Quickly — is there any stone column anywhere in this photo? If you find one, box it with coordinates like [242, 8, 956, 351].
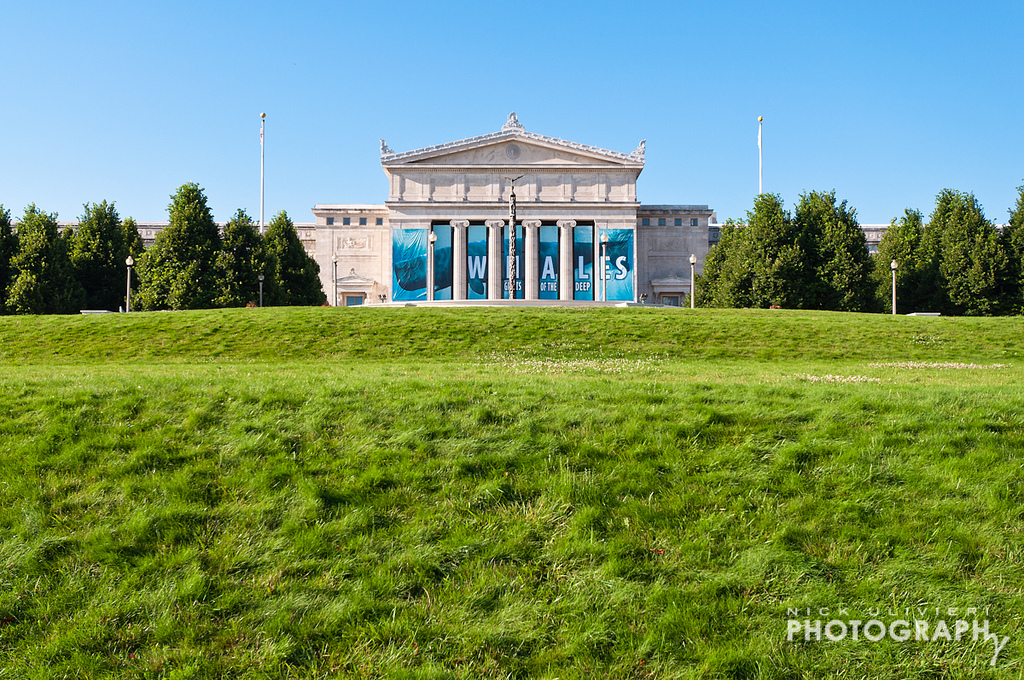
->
[557, 219, 576, 301]
[450, 219, 469, 301]
[523, 219, 541, 300]
[485, 219, 504, 300]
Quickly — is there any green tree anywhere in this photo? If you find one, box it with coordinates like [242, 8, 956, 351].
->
[697, 192, 873, 312]
[794, 190, 873, 312]
[926, 189, 1007, 315]
[697, 194, 808, 309]
[745, 194, 807, 308]
[264, 210, 326, 306]
[1001, 183, 1024, 313]
[135, 183, 222, 310]
[6, 205, 84, 314]
[215, 209, 278, 307]
[0, 205, 17, 314]
[872, 209, 924, 313]
[68, 201, 144, 311]
[696, 219, 753, 307]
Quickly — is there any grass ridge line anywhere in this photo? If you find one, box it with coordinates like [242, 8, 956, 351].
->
[0, 307, 1021, 365]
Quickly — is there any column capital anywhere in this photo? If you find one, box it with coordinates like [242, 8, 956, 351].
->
[522, 219, 542, 229]
[485, 219, 505, 229]
[449, 219, 470, 229]
[556, 219, 577, 229]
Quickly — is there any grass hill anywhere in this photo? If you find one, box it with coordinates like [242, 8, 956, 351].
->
[0, 306, 1022, 364]
[1, 307, 1022, 678]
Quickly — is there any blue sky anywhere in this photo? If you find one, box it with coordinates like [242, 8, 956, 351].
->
[2, 0, 1022, 226]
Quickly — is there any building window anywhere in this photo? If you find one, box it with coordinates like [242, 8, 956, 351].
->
[376, 218, 383, 225]
[343, 217, 351, 225]
[662, 295, 680, 306]
[346, 295, 364, 306]
[326, 217, 334, 226]
[691, 218, 699, 226]
[359, 217, 367, 225]
[641, 218, 650, 226]
[658, 218, 666, 226]
[675, 218, 682, 226]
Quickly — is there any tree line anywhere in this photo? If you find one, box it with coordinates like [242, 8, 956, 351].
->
[0, 183, 325, 314]
[697, 185, 1024, 315]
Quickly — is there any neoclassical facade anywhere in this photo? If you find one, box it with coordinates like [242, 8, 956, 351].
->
[311, 114, 714, 306]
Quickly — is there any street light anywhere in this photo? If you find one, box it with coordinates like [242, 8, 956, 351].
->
[332, 254, 338, 307]
[690, 253, 697, 309]
[258, 274, 264, 308]
[125, 255, 134, 312]
[600, 232, 609, 302]
[891, 260, 898, 315]
[427, 231, 437, 302]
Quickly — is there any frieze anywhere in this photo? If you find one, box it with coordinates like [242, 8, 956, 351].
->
[338, 235, 373, 250]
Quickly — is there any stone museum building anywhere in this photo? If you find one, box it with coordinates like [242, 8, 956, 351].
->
[312, 113, 715, 306]
[102, 113, 891, 307]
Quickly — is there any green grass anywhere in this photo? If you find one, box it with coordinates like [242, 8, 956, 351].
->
[1, 307, 1023, 678]
[0, 306, 1021, 363]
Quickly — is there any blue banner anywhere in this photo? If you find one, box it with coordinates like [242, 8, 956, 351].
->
[433, 225, 452, 301]
[599, 228, 634, 301]
[392, 229, 427, 301]
[539, 225, 559, 299]
[467, 225, 488, 299]
[391, 227, 454, 301]
[573, 225, 593, 301]
[502, 224, 524, 299]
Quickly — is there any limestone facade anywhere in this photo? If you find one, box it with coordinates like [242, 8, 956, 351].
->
[312, 114, 716, 306]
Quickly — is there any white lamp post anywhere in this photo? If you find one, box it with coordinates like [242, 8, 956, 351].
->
[891, 260, 898, 315]
[125, 255, 134, 312]
[427, 231, 437, 301]
[690, 253, 697, 309]
[258, 273, 264, 308]
[600, 232, 609, 302]
[332, 254, 338, 307]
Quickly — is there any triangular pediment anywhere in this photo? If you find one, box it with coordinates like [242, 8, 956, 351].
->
[337, 268, 374, 285]
[380, 113, 645, 169]
[414, 137, 629, 167]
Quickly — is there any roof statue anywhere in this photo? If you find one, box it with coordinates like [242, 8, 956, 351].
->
[379, 139, 394, 156]
[501, 112, 525, 132]
[631, 139, 646, 160]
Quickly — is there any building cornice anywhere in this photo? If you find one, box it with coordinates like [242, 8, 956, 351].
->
[384, 165, 641, 174]
[384, 201, 641, 210]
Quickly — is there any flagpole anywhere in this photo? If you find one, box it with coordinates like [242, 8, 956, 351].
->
[260, 112, 266, 235]
[757, 116, 763, 195]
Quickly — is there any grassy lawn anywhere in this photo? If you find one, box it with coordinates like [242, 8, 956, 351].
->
[1, 307, 1023, 678]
